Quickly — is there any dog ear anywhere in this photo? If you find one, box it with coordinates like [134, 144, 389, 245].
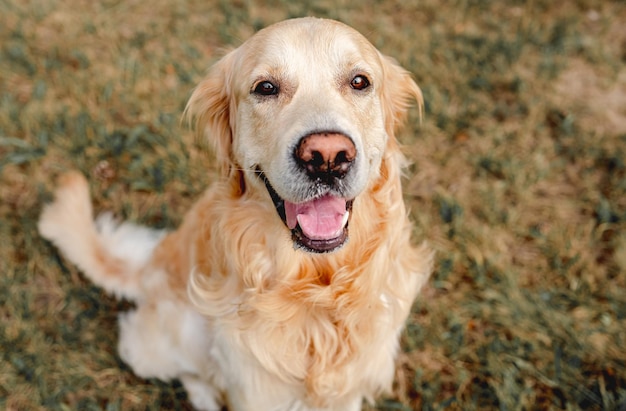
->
[379, 54, 423, 141]
[185, 50, 237, 175]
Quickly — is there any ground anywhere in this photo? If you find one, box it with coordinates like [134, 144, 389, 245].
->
[0, 0, 625, 410]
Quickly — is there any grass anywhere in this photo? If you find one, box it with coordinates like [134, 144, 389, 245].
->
[1, 0, 625, 409]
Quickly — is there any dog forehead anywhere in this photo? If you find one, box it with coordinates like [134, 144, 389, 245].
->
[240, 18, 380, 77]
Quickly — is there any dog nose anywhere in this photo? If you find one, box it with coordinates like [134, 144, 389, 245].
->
[295, 133, 356, 179]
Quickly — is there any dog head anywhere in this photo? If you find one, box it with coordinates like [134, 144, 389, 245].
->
[186, 17, 421, 253]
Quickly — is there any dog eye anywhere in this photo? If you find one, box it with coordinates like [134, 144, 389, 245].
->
[350, 75, 370, 90]
[253, 81, 279, 96]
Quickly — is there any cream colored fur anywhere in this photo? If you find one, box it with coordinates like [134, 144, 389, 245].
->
[39, 17, 433, 411]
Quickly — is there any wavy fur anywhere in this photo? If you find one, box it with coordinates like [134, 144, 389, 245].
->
[39, 17, 432, 411]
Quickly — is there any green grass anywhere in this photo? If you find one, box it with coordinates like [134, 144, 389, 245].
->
[1, 0, 625, 409]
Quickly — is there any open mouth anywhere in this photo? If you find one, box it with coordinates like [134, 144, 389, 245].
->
[256, 169, 353, 253]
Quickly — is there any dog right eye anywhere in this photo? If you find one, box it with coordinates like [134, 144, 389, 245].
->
[253, 81, 279, 96]
[350, 75, 371, 91]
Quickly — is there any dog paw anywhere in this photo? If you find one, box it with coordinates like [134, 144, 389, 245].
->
[180, 375, 225, 411]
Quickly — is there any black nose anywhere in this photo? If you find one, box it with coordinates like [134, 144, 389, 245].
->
[295, 133, 356, 180]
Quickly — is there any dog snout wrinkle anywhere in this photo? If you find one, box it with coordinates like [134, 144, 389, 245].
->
[295, 133, 356, 181]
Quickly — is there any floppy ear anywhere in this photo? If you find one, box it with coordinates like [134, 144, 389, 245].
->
[184, 50, 237, 175]
[379, 54, 423, 142]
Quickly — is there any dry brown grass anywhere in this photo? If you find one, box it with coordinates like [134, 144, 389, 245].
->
[1, 0, 625, 410]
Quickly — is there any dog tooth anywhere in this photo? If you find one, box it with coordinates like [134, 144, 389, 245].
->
[341, 211, 350, 228]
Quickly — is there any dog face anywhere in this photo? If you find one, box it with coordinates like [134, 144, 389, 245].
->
[187, 18, 421, 253]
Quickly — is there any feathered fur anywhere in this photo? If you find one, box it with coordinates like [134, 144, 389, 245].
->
[39, 17, 432, 411]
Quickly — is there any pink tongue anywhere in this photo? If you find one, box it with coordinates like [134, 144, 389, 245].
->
[284, 195, 347, 240]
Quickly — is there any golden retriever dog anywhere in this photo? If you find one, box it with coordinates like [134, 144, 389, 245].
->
[39, 17, 433, 411]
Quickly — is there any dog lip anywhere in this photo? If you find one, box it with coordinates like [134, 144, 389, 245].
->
[255, 167, 287, 222]
[292, 224, 348, 253]
[255, 167, 352, 253]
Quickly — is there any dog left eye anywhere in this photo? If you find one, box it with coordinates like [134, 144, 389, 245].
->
[253, 81, 279, 96]
[350, 75, 371, 90]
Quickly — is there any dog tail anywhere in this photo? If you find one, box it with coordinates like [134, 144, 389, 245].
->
[38, 172, 164, 301]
